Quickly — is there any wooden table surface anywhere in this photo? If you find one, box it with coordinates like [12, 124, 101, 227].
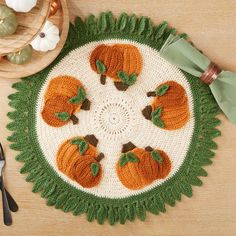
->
[0, 0, 236, 235]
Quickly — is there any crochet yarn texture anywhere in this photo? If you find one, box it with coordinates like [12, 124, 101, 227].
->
[7, 12, 221, 225]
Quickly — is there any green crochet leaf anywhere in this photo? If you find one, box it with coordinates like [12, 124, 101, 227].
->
[156, 84, 170, 96]
[78, 140, 89, 155]
[91, 163, 100, 177]
[86, 15, 97, 35]
[74, 17, 86, 37]
[106, 11, 115, 31]
[87, 205, 96, 222]
[151, 150, 163, 163]
[119, 152, 139, 167]
[116, 12, 128, 31]
[126, 152, 139, 162]
[96, 60, 106, 74]
[117, 71, 137, 86]
[129, 73, 137, 84]
[54, 112, 70, 122]
[154, 21, 168, 40]
[152, 107, 162, 117]
[127, 14, 137, 33]
[69, 87, 86, 104]
[138, 16, 153, 36]
[97, 206, 106, 224]
[71, 138, 81, 145]
[71, 138, 89, 155]
[119, 154, 128, 167]
[151, 107, 165, 128]
[97, 12, 107, 32]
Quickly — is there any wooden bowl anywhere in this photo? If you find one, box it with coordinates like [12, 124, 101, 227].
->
[0, 0, 69, 79]
[0, 0, 51, 55]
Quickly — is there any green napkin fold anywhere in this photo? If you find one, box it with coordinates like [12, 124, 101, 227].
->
[159, 34, 236, 123]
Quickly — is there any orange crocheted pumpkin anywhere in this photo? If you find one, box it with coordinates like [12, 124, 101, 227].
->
[42, 75, 91, 127]
[56, 135, 104, 188]
[116, 142, 151, 190]
[90, 44, 124, 84]
[45, 75, 90, 111]
[116, 150, 152, 190]
[90, 44, 142, 90]
[41, 95, 79, 127]
[142, 81, 190, 130]
[117, 142, 172, 190]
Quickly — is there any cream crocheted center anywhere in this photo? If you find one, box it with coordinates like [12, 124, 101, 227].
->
[36, 39, 195, 198]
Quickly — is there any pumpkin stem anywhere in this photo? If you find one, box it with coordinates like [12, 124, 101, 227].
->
[70, 114, 79, 125]
[147, 91, 156, 97]
[84, 134, 98, 147]
[114, 81, 129, 91]
[100, 74, 106, 85]
[39, 32, 46, 38]
[80, 99, 91, 110]
[122, 142, 136, 153]
[95, 153, 105, 162]
[145, 146, 154, 152]
[142, 105, 152, 120]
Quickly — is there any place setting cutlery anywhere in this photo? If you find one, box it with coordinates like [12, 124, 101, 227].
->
[0, 142, 18, 226]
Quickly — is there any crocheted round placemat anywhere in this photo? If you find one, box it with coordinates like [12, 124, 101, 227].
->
[7, 12, 221, 225]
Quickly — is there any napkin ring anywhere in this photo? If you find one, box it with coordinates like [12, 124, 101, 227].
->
[200, 62, 222, 85]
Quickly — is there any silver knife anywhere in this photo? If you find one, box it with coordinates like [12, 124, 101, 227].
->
[0, 143, 12, 226]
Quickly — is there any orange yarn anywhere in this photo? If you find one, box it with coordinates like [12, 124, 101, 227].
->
[74, 155, 102, 188]
[90, 44, 142, 82]
[116, 150, 151, 190]
[56, 137, 102, 188]
[44, 75, 84, 104]
[113, 44, 142, 77]
[90, 44, 124, 81]
[41, 96, 75, 127]
[117, 147, 172, 190]
[133, 148, 171, 180]
[42, 76, 88, 127]
[152, 81, 190, 130]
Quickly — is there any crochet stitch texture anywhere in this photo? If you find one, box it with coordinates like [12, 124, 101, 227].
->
[7, 12, 221, 225]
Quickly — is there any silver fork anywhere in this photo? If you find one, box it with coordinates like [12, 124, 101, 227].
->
[0, 143, 12, 226]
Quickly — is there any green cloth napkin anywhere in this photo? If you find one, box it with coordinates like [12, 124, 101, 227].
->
[159, 35, 236, 123]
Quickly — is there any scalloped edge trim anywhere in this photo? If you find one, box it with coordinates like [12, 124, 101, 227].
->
[7, 12, 221, 225]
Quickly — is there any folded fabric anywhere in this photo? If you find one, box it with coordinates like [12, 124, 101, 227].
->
[160, 34, 236, 123]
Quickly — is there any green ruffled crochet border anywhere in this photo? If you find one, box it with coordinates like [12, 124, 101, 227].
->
[7, 12, 221, 225]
